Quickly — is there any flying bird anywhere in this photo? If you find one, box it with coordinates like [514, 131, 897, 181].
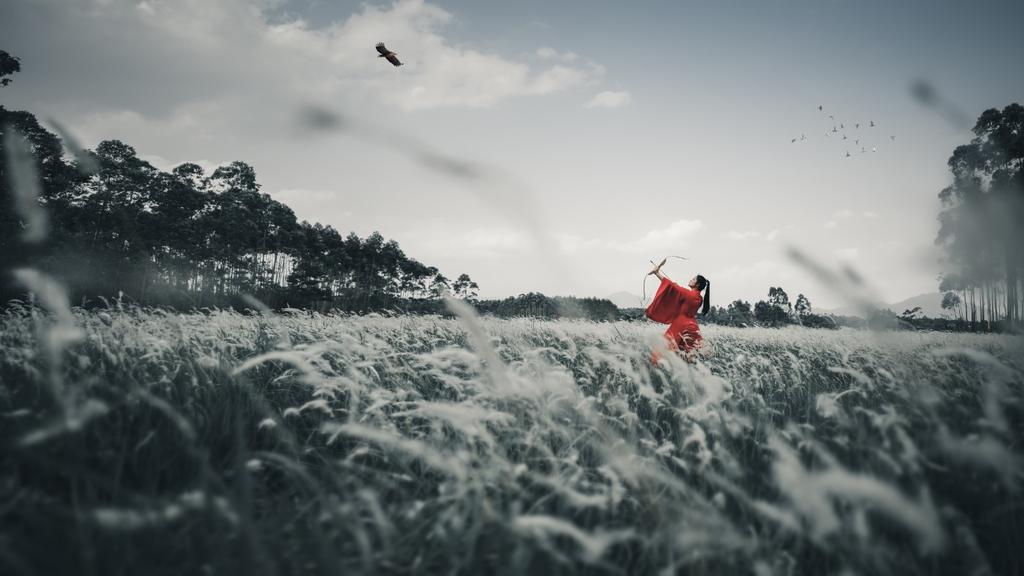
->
[855, 123, 860, 129]
[801, 134, 806, 141]
[818, 105, 823, 111]
[870, 120, 875, 127]
[791, 138, 797, 143]
[890, 135, 896, 140]
[845, 151, 851, 158]
[376, 43, 403, 66]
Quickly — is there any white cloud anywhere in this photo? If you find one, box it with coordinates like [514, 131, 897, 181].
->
[473, 219, 704, 256]
[405, 227, 535, 259]
[835, 208, 881, 221]
[717, 259, 783, 286]
[259, 0, 600, 110]
[464, 228, 532, 250]
[274, 189, 353, 218]
[618, 219, 703, 252]
[47, 0, 605, 113]
[724, 229, 760, 241]
[535, 47, 558, 59]
[834, 248, 859, 260]
[584, 90, 632, 109]
[555, 233, 603, 255]
[723, 228, 778, 241]
[535, 47, 580, 62]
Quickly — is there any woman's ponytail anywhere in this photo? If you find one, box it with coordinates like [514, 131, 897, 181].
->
[697, 275, 711, 315]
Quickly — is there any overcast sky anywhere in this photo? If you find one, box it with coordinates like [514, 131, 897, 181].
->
[3, 0, 1023, 309]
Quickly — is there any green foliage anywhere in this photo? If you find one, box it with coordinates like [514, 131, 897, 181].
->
[704, 299, 755, 327]
[754, 300, 792, 327]
[942, 291, 962, 319]
[452, 273, 479, 300]
[901, 306, 923, 320]
[795, 293, 812, 316]
[0, 49, 19, 88]
[768, 286, 791, 311]
[936, 102, 1024, 327]
[868, 308, 902, 330]
[0, 109, 477, 312]
[799, 313, 839, 329]
[473, 293, 619, 321]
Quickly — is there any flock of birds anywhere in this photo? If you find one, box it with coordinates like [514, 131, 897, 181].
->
[790, 105, 896, 158]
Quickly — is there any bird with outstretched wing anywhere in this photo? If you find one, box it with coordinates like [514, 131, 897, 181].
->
[376, 43, 403, 66]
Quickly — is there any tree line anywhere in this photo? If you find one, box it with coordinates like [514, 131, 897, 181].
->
[702, 288, 972, 331]
[621, 287, 842, 329]
[1, 51, 483, 312]
[0, 116, 482, 311]
[619, 285, 974, 332]
[935, 103, 1023, 331]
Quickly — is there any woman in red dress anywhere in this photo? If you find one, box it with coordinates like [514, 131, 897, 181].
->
[645, 259, 711, 363]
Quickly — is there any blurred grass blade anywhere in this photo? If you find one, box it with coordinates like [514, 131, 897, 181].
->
[3, 123, 48, 243]
[46, 117, 101, 174]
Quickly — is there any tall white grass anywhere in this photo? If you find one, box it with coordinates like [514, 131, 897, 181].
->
[2, 294, 1022, 574]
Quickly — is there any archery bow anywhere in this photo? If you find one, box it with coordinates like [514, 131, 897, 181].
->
[640, 255, 689, 308]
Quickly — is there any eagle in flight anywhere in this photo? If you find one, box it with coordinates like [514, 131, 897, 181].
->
[376, 43, 402, 67]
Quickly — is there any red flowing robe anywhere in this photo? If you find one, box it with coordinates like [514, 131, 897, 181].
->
[645, 277, 703, 360]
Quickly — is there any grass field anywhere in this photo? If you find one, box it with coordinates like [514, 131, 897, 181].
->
[1, 288, 1022, 575]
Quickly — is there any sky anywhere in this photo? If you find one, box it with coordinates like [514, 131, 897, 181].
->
[3, 0, 1023, 309]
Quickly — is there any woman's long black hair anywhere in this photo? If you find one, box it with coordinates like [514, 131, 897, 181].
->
[696, 274, 711, 315]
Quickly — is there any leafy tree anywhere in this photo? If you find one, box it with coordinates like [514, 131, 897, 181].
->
[768, 286, 791, 311]
[800, 314, 839, 329]
[936, 103, 1024, 328]
[941, 291, 963, 321]
[0, 50, 19, 88]
[452, 273, 479, 300]
[723, 299, 754, 326]
[900, 307, 923, 321]
[551, 296, 618, 321]
[794, 293, 811, 316]
[868, 309, 901, 330]
[429, 271, 451, 299]
[754, 300, 791, 327]
[208, 160, 259, 193]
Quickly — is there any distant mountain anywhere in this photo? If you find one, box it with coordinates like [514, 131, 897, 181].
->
[606, 291, 645, 309]
[820, 292, 950, 318]
[888, 292, 949, 318]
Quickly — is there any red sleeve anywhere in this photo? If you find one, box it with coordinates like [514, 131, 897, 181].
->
[645, 277, 688, 324]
